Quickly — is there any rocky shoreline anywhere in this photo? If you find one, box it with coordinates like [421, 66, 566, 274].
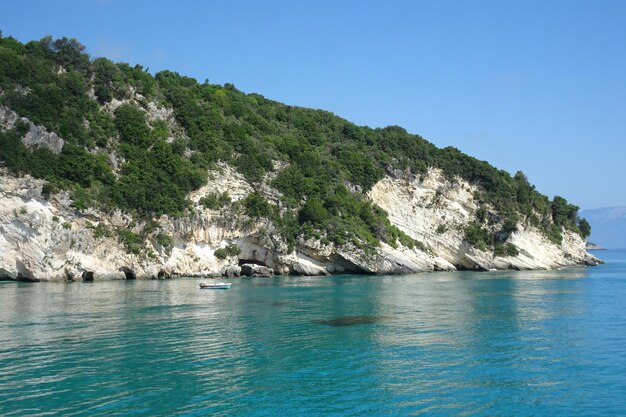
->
[0, 168, 601, 282]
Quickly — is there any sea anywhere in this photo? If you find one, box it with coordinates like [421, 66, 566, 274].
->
[1, 250, 625, 416]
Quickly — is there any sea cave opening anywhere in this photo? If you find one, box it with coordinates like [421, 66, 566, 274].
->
[238, 259, 267, 267]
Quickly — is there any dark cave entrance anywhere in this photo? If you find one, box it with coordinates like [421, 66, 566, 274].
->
[238, 259, 267, 267]
[119, 267, 136, 280]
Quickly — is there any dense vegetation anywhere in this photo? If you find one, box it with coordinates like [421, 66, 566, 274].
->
[0, 35, 590, 254]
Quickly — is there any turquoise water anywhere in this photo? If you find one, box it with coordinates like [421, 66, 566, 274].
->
[1, 251, 626, 416]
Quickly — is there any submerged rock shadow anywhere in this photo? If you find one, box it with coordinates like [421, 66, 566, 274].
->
[270, 301, 298, 307]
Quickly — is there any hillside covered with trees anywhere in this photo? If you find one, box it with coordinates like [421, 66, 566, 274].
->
[0, 35, 590, 256]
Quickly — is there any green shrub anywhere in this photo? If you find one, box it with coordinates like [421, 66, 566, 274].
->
[225, 243, 241, 256]
[464, 224, 490, 251]
[199, 192, 231, 210]
[578, 218, 591, 239]
[93, 223, 110, 238]
[156, 233, 173, 248]
[114, 104, 150, 147]
[396, 228, 416, 249]
[243, 193, 272, 218]
[494, 243, 519, 257]
[214, 243, 240, 260]
[41, 183, 56, 199]
[214, 248, 227, 259]
[116, 228, 141, 254]
[71, 186, 92, 210]
[298, 196, 328, 225]
[0, 35, 591, 254]
[546, 223, 563, 245]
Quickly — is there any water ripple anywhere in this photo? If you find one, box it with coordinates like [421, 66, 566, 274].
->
[1, 258, 626, 415]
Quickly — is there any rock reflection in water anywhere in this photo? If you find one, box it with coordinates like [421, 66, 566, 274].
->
[313, 315, 392, 327]
[270, 301, 297, 307]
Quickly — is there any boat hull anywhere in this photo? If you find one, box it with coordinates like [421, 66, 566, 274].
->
[199, 282, 231, 289]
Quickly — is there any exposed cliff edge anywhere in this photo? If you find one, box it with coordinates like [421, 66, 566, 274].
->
[0, 35, 601, 280]
[585, 242, 606, 251]
[0, 166, 599, 282]
[368, 173, 599, 271]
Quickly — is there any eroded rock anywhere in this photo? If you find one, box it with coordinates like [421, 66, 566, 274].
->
[0, 162, 600, 281]
[241, 263, 274, 277]
[222, 265, 242, 277]
[0, 106, 64, 154]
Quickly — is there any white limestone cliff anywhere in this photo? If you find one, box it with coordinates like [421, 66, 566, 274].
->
[0, 106, 600, 281]
[1, 106, 64, 154]
[0, 166, 599, 281]
[368, 170, 599, 271]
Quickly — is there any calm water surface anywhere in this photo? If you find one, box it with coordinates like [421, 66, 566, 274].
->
[1, 250, 626, 416]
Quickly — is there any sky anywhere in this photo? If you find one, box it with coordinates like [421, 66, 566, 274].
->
[1, 0, 625, 210]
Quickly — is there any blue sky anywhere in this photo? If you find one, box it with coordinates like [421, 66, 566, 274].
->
[1, 0, 625, 209]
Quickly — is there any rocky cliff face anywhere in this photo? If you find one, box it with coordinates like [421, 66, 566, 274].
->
[0, 105, 600, 281]
[1, 106, 64, 154]
[368, 172, 600, 271]
[0, 164, 600, 281]
[0, 36, 600, 281]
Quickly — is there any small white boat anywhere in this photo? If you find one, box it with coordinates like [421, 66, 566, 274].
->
[199, 281, 232, 289]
